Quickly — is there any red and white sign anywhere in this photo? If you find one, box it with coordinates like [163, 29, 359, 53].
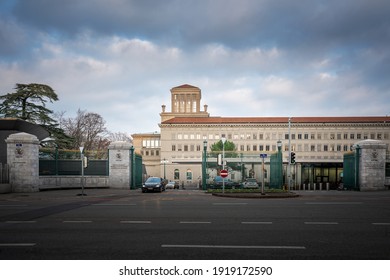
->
[220, 169, 228, 178]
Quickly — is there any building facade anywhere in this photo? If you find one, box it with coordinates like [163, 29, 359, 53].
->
[136, 84, 390, 189]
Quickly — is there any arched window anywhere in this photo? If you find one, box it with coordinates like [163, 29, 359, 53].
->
[174, 169, 180, 180]
[186, 169, 192, 180]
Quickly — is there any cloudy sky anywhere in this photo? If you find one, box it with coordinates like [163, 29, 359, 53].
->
[1, 0, 389, 135]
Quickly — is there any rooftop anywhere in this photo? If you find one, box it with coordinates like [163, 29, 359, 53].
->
[161, 116, 390, 125]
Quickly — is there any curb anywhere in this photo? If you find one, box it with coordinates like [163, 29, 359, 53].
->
[211, 192, 300, 199]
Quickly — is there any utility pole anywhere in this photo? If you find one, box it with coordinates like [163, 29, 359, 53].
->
[288, 117, 292, 192]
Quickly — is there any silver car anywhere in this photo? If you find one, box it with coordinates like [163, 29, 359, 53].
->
[242, 178, 259, 188]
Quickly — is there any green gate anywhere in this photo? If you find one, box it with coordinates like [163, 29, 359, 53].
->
[343, 147, 360, 190]
[130, 149, 144, 189]
[269, 151, 283, 189]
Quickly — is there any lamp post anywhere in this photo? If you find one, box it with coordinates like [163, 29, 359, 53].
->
[221, 136, 226, 193]
[288, 117, 292, 192]
[161, 158, 168, 179]
[277, 140, 282, 189]
[202, 140, 207, 190]
[79, 146, 86, 196]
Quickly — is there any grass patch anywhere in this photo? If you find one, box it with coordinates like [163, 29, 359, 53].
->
[206, 188, 287, 194]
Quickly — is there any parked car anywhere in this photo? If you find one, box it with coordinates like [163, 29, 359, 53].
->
[166, 180, 179, 189]
[142, 177, 167, 193]
[242, 178, 259, 188]
[212, 176, 237, 189]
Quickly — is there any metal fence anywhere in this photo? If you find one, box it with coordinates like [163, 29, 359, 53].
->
[0, 163, 9, 184]
[39, 148, 108, 176]
[204, 151, 283, 189]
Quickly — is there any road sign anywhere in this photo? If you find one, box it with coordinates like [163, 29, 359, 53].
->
[260, 153, 267, 158]
[220, 169, 228, 178]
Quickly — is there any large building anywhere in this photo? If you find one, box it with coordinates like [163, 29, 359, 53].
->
[134, 84, 390, 189]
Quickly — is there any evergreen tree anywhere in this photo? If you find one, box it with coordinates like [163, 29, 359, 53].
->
[0, 83, 72, 147]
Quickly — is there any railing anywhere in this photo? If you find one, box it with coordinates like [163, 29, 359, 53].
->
[0, 163, 9, 184]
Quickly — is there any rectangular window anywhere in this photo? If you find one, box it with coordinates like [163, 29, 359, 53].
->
[298, 134, 302, 140]
[304, 134, 309, 140]
[259, 145, 264, 151]
[259, 134, 263, 140]
[253, 145, 257, 151]
[324, 145, 328, 152]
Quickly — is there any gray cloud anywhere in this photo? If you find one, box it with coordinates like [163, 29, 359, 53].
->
[1, 0, 389, 133]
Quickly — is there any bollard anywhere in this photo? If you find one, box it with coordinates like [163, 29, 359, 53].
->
[303, 184, 305, 191]
[326, 182, 329, 191]
[313, 183, 316, 191]
[319, 182, 322, 191]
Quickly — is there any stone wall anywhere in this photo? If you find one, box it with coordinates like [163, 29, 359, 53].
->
[356, 139, 388, 191]
[4, 133, 134, 193]
[6, 132, 40, 192]
[39, 176, 109, 190]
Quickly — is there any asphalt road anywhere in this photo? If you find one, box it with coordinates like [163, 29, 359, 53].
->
[0, 188, 389, 260]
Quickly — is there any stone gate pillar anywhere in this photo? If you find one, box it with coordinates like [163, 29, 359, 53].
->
[108, 141, 132, 189]
[356, 139, 388, 191]
[6, 132, 40, 192]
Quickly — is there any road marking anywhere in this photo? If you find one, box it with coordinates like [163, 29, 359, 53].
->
[120, 221, 151, 224]
[0, 204, 28, 207]
[213, 203, 248, 206]
[179, 221, 211, 224]
[305, 202, 363, 205]
[5, 221, 36, 224]
[242, 222, 273, 225]
[162, 244, 306, 250]
[304, 222, 339, 225]
[372, 223, 390, 226]
[93, 204, 137, 206]
[63, 220, 92, 223]
[0, 243, 36, 247]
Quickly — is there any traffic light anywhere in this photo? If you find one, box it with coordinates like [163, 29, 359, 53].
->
[290, 152, 296, 164]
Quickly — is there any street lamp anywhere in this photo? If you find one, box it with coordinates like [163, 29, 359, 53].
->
[202, 140, 207, 190]
[221, 136, 226, 193]
[288, 117, 292, 192]
[79, 146, 86, 196]
[161, 158, 168, 179]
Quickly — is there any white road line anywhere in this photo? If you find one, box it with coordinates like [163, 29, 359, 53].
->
[5, 221, 36, 224]
[120, 221, 151, 224]
[372, 223, 390, 226]
[0, 243, 36, 247]
[162, 245, 306, 250]
[0, 205, 28, 207]
[213, 203, 248, 206]
[304, 222, 339, 225]
[93, 204, 137, 206]
[305, 202, 363, 205]
[179, 221, 211, 224]
[242, 222, 273, 225]
[62, 220, 92, 223]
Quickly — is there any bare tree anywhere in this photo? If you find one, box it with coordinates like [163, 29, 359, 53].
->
[107, 132, 133, 143]
[62, 109, 108, 151]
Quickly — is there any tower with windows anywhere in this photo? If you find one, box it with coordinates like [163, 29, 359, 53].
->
[160, 84, 209, 122]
